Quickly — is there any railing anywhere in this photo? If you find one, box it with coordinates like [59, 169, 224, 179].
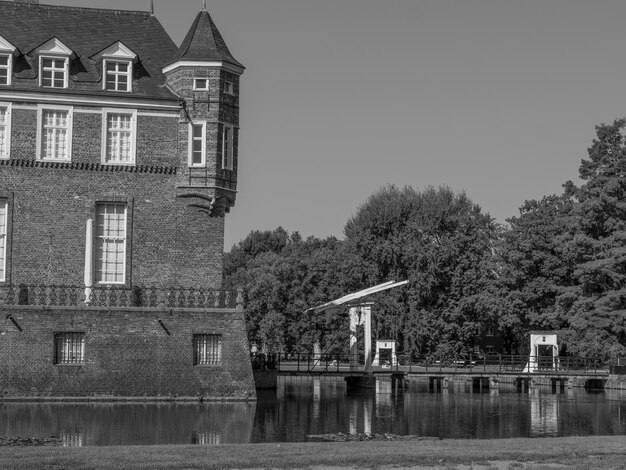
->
[271, 353, 611, 375]
[1, 284, 243, 309]
[396, 354, 610, 375]
[187, 167, 237, 190]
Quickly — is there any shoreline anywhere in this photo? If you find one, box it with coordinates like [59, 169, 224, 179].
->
[1, 435, 625, 469]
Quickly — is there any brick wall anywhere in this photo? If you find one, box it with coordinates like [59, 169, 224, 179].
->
[0, 305, 255, 400]
[0, 165, 225, 288]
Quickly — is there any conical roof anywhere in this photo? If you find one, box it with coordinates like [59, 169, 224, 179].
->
[167, 10, 243, 70]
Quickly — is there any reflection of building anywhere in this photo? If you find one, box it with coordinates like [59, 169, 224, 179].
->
[0, 1, 253, 399]
[530, 394, 559, 437]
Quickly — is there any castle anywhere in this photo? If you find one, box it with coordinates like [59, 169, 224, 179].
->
[0, 0, 255, 400]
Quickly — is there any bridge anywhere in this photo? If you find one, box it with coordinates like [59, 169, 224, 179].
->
[253, 282, 616, 391]
[257, 353, 612, 391]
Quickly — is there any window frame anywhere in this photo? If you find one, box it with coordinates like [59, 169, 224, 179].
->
[101, 108, 137, 165]
[39, 56, 69, 89]
[103, 59, 132, 92]
[0, 53, 11, 86]
[0, 197, 7, 283]
[188, 121, 206, 167]
[94, 202, 128, 285]
[0, 102, 11, 159]
[223, 80, 234, 95]
[54, 332, 86, 365]
[36, 105, 73, 162]
[193, 334, 222, 366]
[193, 78, 209, 91]
[221, 124, 234, 171]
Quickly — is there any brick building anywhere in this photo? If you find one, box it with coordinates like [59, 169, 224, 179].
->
[0, 1, 255, 400]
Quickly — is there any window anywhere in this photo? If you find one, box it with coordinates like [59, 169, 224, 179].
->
[223, 81, 233, 95]
[189, 122, 206, 167]
[222, 124, 233, 170]
[40, 57, 68, 88]
[102, 109, 136, 164]
[0, 54, 10, 86]
[0, 103, 10, 159]
[104, 60, 131, 92]
[0, 198, 6, 282]
[95, 202, 127, 284]
[193, 78, 209, 90]
[37, 106, 72, 161]
[193, 334, 222, 365]
[54, 332, 85, 364]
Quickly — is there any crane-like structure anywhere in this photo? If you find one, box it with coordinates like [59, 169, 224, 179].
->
[306, 280, 408, 376]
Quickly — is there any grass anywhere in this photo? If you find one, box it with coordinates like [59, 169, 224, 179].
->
[1, 436, 626, 469]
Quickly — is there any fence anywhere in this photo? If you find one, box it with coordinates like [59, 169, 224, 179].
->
[1, 284, 243, 309]
[271, 353, 611, 374]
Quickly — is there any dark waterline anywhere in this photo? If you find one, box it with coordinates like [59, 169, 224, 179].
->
[1, 377, 626, 446]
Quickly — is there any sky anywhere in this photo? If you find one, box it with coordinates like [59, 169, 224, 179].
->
[44, 0, 626, 249]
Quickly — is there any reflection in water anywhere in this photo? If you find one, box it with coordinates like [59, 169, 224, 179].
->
[1, 378, 626, 445]
[0, 402, 255, 446]
[530, 392, 558, 436]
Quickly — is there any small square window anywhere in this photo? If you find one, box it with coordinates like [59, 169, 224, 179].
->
[193, 334, 222, 365]
[54, 332, 85, 364]
[194, 78, 209, 90]
[224, 81, 233, 95]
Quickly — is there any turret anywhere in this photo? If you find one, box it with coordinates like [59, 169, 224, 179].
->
[163, 8, 244, 216]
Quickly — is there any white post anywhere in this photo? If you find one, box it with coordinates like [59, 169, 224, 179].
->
[363, 304, 372, 374]
[349, 307, 360, 371]
[84, 218, 93, 304]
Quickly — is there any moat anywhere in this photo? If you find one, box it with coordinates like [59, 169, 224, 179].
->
[1, 376, 625, 446]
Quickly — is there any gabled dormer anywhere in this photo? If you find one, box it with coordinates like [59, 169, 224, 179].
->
[92, 41, 137, 93]
[30, 37, 73, 89]
[0, 35, 17, 86]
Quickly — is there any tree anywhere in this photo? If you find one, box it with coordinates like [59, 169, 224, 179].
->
[555, 119, 626, 359]
[344, 185, 499, 357]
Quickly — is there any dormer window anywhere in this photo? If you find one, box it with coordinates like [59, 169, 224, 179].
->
[32, 38, 73, 89]
[0, 35, 17, 86]
[0, 55, 9, 86]
[104, 60, 131, 92]
[93, 41, 137, 93]
[40, 57, 68, 88]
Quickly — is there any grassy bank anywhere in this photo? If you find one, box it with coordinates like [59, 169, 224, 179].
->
[1, 436, 626, 469]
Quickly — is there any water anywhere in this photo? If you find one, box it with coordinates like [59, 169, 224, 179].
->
[1, 376, 626, 446]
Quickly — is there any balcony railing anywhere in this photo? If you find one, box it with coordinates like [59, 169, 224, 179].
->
[1, 284, 243, 309]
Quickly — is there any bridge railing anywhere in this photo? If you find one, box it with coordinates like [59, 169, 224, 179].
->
[271, 352, 611, 374]
[396, 354, 610, 375]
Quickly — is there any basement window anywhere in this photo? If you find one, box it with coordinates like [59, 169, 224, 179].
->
[54, 332, 85, 364]
[193, 334, 222, 365]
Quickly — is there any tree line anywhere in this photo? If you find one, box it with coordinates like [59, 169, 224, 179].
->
[223, 120, 626, 362]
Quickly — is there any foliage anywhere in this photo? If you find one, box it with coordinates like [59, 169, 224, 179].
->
[225, 120, 626, 361]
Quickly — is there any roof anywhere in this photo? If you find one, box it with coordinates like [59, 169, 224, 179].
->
[0, 1, 179, 100]
[168, 10, 243, 70]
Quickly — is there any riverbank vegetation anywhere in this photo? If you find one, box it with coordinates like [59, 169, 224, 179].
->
[224, 119, 626, 362]
[1, 436, 626, 469]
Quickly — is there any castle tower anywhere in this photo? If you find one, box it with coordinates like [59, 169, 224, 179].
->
[163, 8, 244, 217]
